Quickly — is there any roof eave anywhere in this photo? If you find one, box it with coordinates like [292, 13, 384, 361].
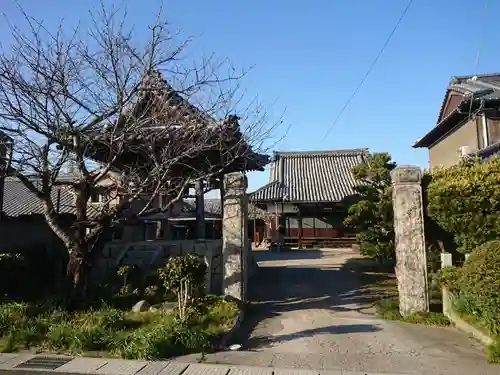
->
[413, 109, 467, 148]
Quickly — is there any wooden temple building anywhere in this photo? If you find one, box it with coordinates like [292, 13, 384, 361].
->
[59, 70, 270, 238]
[250, 149, 368, 248]
[167, 199, 273, 243]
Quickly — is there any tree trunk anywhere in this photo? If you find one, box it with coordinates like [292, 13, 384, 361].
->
[65, 245, 88, 307]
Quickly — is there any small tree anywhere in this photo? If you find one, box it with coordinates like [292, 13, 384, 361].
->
[0, 2, 279, 302]
[344, 152, 396, 263]
[159, 254, 207, 320]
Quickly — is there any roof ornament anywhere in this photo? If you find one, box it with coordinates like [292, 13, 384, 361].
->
[471, 75, 478, 81]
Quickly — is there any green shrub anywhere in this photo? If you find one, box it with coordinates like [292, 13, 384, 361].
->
[438, 266, 460, 292]
[426, 156, 500, 253]
[158, 254, 207, 299]
[449, 240, 500, 335]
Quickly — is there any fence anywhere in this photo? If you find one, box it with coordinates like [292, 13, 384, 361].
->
[99, 239, 223, 294]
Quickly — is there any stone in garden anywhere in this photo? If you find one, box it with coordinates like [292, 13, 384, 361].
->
[132, 300, 150, 312]
[160, 301, 176, 311]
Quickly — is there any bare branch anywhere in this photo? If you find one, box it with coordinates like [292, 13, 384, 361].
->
[0, 0, 283, 285]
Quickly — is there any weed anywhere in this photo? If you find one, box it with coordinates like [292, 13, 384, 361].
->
[0, 296, 237, 359]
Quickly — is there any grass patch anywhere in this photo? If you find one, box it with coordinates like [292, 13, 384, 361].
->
[0, 296, 238, 359]
[350, 259, 449, 326]
[375, 297, 450, 326]
[486, 339, 500, 364]
[448, 293, 500, 364]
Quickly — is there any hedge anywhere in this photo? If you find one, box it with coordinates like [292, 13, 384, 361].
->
[439, 240, 500, 336]
[426, 156, 500, 253]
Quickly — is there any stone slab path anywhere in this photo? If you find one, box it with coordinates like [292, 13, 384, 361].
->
[0, 352, 403, 375]
[178, 249, 500, 375]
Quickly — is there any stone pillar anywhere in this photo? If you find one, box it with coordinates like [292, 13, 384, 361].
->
[440, 252, 452, 317]
[391, 165, 429, 316]
[222, 172, 249, 302]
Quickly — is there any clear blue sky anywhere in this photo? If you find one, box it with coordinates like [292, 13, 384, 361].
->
[1, 0, 498, 192]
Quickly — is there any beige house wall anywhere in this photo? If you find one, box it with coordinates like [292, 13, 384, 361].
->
[428, 119, 480, 170]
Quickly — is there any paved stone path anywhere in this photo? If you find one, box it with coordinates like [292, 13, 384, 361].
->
[178, 249, 500, 375]
[0, 352, 407, 375]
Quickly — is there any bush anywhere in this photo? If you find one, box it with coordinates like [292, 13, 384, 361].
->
[426, 156, 500, 253]
[449, 240, 500, 335]
[158, 254, 207, 299]
[438, 266, 461, 292]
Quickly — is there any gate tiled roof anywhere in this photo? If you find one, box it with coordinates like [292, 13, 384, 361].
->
[250, 149, 367, 203]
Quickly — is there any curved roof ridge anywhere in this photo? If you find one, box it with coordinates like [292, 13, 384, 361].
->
[275, 148, 368, 157]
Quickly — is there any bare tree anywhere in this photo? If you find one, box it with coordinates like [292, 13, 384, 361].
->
[0, 2, 280, 301]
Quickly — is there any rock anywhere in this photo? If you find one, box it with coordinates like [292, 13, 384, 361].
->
[150, 301, 176, 312]
[132, 300, 150, 312]
[160, 301, 176, 311]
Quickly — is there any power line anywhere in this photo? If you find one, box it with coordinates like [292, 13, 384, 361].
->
[321, 0, 414, 142]
[467, 0, 488, 119]
[475, 0, 488, 70]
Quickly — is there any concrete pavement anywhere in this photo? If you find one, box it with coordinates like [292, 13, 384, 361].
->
[177, 249, 500, 375]
[1, 249, 499, 375]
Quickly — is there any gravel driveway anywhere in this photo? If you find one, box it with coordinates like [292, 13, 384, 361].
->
[178, 249, 500, 375]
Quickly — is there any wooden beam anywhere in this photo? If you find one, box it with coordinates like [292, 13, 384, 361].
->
[298, 209, 303, 249]
[219, 174, 225, 219]
[195, 180, 206, 238]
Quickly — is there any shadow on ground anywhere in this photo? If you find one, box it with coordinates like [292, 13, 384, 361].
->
[229, 250, 394, 350]
[242, 323, 382, 349]
[251, 248, 326, 261]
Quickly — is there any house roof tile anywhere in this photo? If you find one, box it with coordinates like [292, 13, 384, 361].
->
[250, 149, 368, 203]
[415, 73, 500, 148]
[2, 177, 100, 218]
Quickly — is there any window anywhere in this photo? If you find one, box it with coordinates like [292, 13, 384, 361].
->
[487, 117, 500, 145]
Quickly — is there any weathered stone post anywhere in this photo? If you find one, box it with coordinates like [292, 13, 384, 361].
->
[222, 172, 249, 302]
[440, 252, 452, 317]
[391, 165, 429, 316]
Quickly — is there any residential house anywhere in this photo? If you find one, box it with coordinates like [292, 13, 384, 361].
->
[250, 149, 367, 248]
[0, 162, 189, 250]
[413, 73, 500, 169]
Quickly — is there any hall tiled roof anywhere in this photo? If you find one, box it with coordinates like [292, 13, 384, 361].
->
[250, 149, 368, 203]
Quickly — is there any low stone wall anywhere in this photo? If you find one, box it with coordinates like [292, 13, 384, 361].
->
[100, 239, 223, 294]
[442, 287, 494, 346]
